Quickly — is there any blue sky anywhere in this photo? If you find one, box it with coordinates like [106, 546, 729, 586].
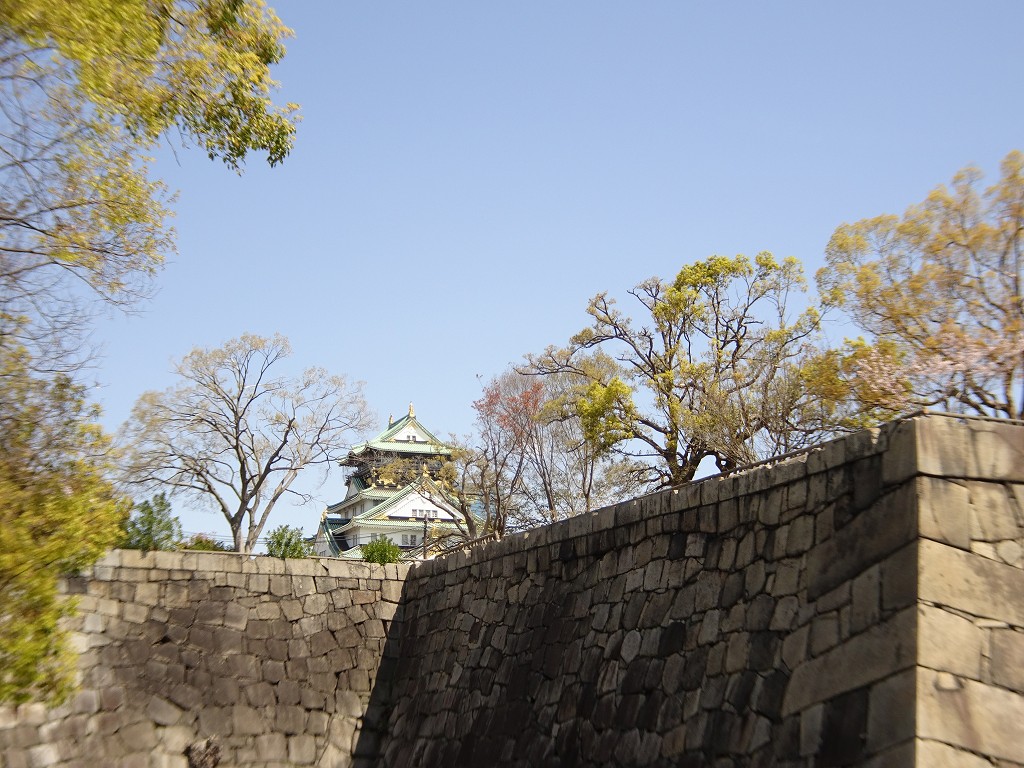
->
[94, 2, 1024, 542]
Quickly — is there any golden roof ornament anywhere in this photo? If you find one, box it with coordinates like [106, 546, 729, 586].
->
[409, 402, 415, 418]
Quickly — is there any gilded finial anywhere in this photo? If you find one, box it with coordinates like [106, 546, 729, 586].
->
[409, 402, 415, 418]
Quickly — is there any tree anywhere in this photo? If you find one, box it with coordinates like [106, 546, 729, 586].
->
[119, 493, 182, 552]
[451, 367, 645, 535]
[120, 333, 373, 554]
[0, 0, 296, 704]
[530, 253, 846, 488]
[264, 525, 312, 558]
[361, 537, 402, 565]
[819, 150, 1024, 419]
[438, 368, 645, 542]
[0, 362, 127, 705]
[522, 359, 648, 517]
[1, 0, 298, 371]
[442, 376, 535, 539]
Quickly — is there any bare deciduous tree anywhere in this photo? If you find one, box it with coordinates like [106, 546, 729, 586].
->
[120, 333, 373, 553]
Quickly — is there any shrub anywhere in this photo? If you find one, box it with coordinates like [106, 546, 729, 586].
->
[179, 533, 232, 551]
[265, 525, 312, 558]
[361, 537, 402, 565]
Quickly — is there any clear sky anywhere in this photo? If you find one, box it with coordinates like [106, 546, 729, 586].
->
[93, 1, 1024, 543]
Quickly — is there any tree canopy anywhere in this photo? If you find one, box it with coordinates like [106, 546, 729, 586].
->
[819, 150, 1024, 419]
[120, 333, 373, 553]
[443, 368, 645, 539]
[0, 0, 298, 367]
[529, 253, 848, 488]
[361, 537, 402, 565]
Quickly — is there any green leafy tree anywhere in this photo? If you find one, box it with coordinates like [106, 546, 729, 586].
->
[119, 493, 182, 552]
[1, 0, 298, 371]
[819, 151, 1024, 419]
[530, 253, 848, 488]
[264, 525, 312, 558]
[362, 537, 402, 565]
[0, 363, 127, 705]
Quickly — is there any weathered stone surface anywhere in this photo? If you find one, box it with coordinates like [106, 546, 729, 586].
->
[917, 670, 1024, 764]
[916, 738, 998, 767]
[783, 608, 916, 716]
[915, 417, 1024, 483]
[990, 628, 1024, 693]
[807, 482, 917, 600]
[4, 415, 1023, 768]
[865, 669, 916, 754]
[918, 539, 1024, 626]
[917, 606, 985, 681]
[917, 477, 971, 550]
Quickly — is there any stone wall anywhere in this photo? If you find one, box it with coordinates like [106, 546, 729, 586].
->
[379, 415, 1024, 767]
[0, 553, 408, 768]
[2, 415, 1023, 767]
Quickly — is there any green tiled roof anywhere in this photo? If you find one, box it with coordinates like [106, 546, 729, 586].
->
[336, 518, 459, 532]
[327, 486, 398, 515]
[353, 477, 458, 521]
[352, 440, 449, 455]
[347, 410, 452, 458]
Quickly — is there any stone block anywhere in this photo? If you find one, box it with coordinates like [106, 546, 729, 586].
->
[123, 602, 150, 625]
[967, 481, 1021, 541]
[119, 721, 158, 750]
[252, 732, 288, 761]
[858, 739, 915, 768]
[145, 696, 182, 726]
[990, 628, 1024, 693]
[917, 670, 1024, 764]
[917, 477, 971, 550]
[783, 607, 916, 716]
[809, 613, 839, 656]
[880, 543, 917, 613]
[807, 482, 917, 600]
[26, 744, 59, 768]
[995, 539, 1023, 567]
[913, 416, 1024, 483]
[916, 739, 995, 767]
[918, 540, 1024, 626]
[133, 582, 160, 606]
[917, 606, 984, 681]
[224, 602, 249, 630]
[850, 564, 880, 635]
[231, 705, 267, 736]
[865, 668, 915, 754]
[818, 686, 869, 767]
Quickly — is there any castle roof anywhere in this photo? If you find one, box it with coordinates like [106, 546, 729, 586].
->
[344, 404, 451, 462]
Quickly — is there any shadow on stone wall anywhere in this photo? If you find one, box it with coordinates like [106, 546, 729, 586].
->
[3, 416, 1023, 767]
[368, 416, 1024, 767]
